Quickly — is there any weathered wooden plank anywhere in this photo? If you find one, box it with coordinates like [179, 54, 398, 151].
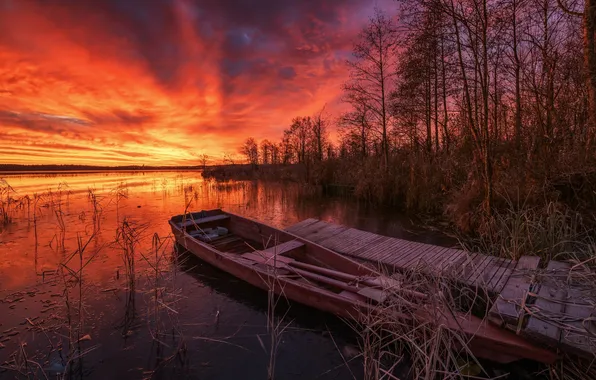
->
[364, 239, 408, 265]
[373, 239, 414, 264]
[522, 261, 571, 346]
[179, 214, 230, 228]
[350, 235, 390, 258]
[356, 236, 392, 259]
[389, 241, 426, 267]
[432, 248, 466, 274]
[312, 229, 355, 252]
[485, 258, 516, 294]
[475, 256, 513, 291]
[462, 253, 494, 285]
[342, 231, 383, 255]
[285, 218, 319, 234]
[559, 278, 596, 357]
[331, 229, 376, 255]
[446, 250, 479, 279]
[420, 246, 453, 270]
[402, 243, 440, 269]
[260, 240, 305, 256]
[296, 220, 332, 239]
[384, 242, 426, 268]
[310, 224, 350, 244]
[489, 256, 540, 326]
[368, 239, 404, 262]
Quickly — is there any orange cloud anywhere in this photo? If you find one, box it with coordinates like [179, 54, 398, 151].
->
[0, 0, 379, 165]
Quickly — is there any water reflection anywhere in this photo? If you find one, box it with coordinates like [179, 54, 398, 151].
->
[0, 171, 442, 379]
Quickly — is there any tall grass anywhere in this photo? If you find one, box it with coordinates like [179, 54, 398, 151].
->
[462, 200, 595, 263]
[344, 267, 486, 380]
[0, 178, 15, 226]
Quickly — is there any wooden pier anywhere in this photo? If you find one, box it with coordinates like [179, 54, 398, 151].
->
[286, 218, 596, 358]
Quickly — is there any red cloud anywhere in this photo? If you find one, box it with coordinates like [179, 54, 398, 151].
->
[0, 0, 379, 165]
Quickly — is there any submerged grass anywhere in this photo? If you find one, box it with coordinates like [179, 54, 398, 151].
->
[0, 179, 16, 227]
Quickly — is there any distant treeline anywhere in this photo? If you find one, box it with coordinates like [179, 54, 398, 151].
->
[0, 164, 202, 172]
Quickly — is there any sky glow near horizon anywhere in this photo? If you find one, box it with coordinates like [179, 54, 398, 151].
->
[0, 0, 393, 165]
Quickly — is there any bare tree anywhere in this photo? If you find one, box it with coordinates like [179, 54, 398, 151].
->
[556, 0, 596, 143]
[241, 137, 259, 166]
[344, 8, 399, 167]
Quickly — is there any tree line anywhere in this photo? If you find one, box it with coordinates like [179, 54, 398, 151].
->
[240, 0, 595, 217]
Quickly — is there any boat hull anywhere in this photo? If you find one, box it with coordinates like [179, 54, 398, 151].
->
[170, 220, 369, 320]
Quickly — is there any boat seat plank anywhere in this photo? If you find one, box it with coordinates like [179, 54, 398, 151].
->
[179, 214, 230, 228]
[241, 240, 304, 267]
[522, 261, 571, 346]
[260, 240, 305, 256]
[489, 256, 540, 326]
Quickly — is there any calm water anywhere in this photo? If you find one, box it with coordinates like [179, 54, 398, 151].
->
[0, 171, 441, 379]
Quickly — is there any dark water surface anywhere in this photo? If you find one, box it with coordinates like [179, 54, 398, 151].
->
[0, 171, 441, 379]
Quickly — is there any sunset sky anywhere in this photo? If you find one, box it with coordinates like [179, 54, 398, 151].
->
[0, 0, 393, 166]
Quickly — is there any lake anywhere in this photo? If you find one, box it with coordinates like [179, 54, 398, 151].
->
[0, 171, 441, 379]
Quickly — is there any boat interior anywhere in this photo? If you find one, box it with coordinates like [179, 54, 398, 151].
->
[171, 210, 394, 304]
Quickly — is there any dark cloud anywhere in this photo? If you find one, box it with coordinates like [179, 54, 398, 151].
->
[82, 109, 155, 127]
[0, 109, 90, 132]
[278, 66, 297, 80]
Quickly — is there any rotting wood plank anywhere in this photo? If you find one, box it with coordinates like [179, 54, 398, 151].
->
[401, 242, 438, 269]
[297, 223, 335, 243]
[259, 240, 305, 256]
[475, 256, 511, 291]
[432, 248, 466, 274]
[316, 229, 361, 253]
[328, 229, 374, 254]
[342, 231, 383, 256]
[444, 251, 477, 278]
[370, 238, 409, 263]
[285, 218, 320, 235]
[379, 239, 422, 267]
[462, 253, 494, 286]
[522, 261, 571, 347]
[559, 275, 596, 357]
[179, 214, 230, 228]
[309, 224, 350, 244]
[361, 238, 404, 264]
[355, 236, 392, 259]
[295, 220, 331, 239]
[350, 235, 389, 259]
[489, 256, 540, 327]
[485, 258, 516, 294]
[388, 240, 426, 267]
[420, 246, 453, 270]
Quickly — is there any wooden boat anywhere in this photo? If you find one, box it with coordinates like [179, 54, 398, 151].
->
[169, 209, 557, 364]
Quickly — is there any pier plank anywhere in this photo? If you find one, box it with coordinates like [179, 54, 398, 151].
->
[522, 261, 571, 346]
[559, 274, 596, 357]
[285, 218, 319, 235]
[489, 256, 540, 327]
